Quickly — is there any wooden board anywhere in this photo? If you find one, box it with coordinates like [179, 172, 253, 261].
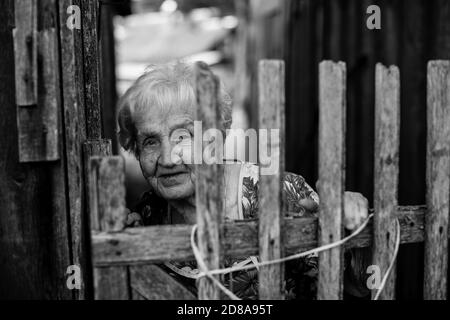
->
[81, 0, 102, 139]
[372, 63, 400, 300]
[317, 61, 346, 300]
[92, 206, 430, 267]
[89, 156, 129, 300]
[0, 0, 71, 299]
[14, 0, 60, 162]
[194, 62, 224, 300]
[58, 0, 89, 299]
[423, 61, 450, 300]
[258, 60, 285, 300]
[129, 265, 196, 300]
[13, 0, 37, 106]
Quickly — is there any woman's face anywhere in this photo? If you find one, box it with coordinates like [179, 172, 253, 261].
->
[135, 102, 196, 201]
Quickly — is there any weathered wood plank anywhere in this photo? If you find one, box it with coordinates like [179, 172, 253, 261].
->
[14, 2, 60, 162]
[75, 139, 111, 297]
[317, 61, 346, 300]
[13, 0, 38, 106]
[89, 156, 129, 300]
[0, 0, 71, 299]
[424, 60, 450, 300]
[58, 0, 89, 299]
[194, 62, 224, 300]
[129, 265, 196, 300]
[258, 60, 285, 300]
[81, 0, 102, 139]
[372, 64, 400, 300]
[92, 206, 429, 266]
[89, 156, 127, 232]
[84, 140, 112, 229]
[93, 266, 129, 300]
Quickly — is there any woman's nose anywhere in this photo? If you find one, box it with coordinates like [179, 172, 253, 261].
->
[159, 138, 182, 167]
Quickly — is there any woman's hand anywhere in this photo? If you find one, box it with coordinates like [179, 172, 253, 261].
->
[125, 209, 143, 227]
[344, 191, 369, 231]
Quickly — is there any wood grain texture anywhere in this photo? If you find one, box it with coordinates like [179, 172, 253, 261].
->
[13, 0, 38, 106]
[15, 6, 60, 162]
[84, 140, 112, 228]
[77, 139, 111, 297]
[0, 0, 71, 299]
[89, 156, 128, 300]
[129, 265, 196, 300]
[424, 61, 450, 300]
[81, 0, 102, 139]
[317, 61, 346, 300]
[58, 0, 89, 300]
[372, 64, 400, 300]
[258, 60, 285, 300]
[194, 62, 224, 300]
[89, 156, 126, 232]
[92, 206, 430, 266]
[93, 266, 129, 300]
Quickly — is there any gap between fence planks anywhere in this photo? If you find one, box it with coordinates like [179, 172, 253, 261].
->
[317, 61, 346, 300]
[89, 156, 129, 300]
[258, 60, 285, 300]
[424, 61, 450, 300]
[194, 62, 224, 300]
[372, 64, 400, 300]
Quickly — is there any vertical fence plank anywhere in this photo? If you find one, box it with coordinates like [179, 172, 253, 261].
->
[317, 61, 346, 300]
[84, 139, 113, 230]
[258, 60, 285, 300]
[424, 60, 450, 300]
[373, 64, 400, 300]
[79, 139, 111, 298]
[89, 156, 129, 300]
[195, 62, 224, 300]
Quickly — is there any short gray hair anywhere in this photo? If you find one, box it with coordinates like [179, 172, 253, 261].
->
[117, 61, 232, 155]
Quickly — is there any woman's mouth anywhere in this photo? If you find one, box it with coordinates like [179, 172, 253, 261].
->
[157, 172, 189, 188]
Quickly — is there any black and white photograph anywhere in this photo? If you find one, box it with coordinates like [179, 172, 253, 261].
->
[0, 0, 449, 306]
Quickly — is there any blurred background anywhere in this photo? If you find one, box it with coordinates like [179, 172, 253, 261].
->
[97, 0, 450, 299]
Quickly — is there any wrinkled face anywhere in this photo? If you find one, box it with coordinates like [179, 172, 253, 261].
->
[135, 102, 196, 201]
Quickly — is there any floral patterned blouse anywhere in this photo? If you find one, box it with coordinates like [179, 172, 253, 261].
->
[130, 163, 321, 300]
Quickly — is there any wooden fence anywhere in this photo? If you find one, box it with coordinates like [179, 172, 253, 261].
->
[88, 59, 450, 300]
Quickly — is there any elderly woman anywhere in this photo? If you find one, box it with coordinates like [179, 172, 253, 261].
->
[118, 61, 370, 300]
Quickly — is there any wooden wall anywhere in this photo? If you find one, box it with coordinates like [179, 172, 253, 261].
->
[0, 0, 72, 299]
[0, 0, 104, 299]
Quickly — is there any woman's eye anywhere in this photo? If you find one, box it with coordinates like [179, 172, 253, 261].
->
[144, 138, 158, 147]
